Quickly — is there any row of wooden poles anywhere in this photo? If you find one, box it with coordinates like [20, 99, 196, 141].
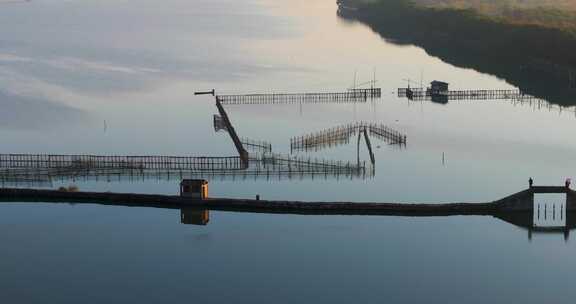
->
[214, 94, 367, 174]
[217, 88, 382, 105]
[0, 151, 368, 177]
[290, 122, 406, 152]
[240, 137, 272, 153]
[249, 153, 366, 172]
[0, 154, 371, 185]
[0, 90, 385, 185]
[397, 87, 576, 115]
[0, 154, 363, 172]
[0, 154, 246, 170]
[397, 88, 541, 101]
[0, 167, 373, 187]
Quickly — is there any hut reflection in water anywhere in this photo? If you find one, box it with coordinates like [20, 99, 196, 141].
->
[180, 208, 210, 226]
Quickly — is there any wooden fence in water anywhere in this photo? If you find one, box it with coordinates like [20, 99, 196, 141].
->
[397, 88, 533, 101]
[217, 88, 381, 105]
[368, 124, 407, 144]
[241, 138, 272, 153]
[290, 122, 406, 152]
[0, 154, 248, 171]
[0, 152, 370, 186]
[0, 152, 364, 171]
[397, 87, 576, 116]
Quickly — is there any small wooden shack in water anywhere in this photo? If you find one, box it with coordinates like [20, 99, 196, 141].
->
[429, 81, 449, 104]
[180, 179, 209, 199]
[430, 80, 449, 93]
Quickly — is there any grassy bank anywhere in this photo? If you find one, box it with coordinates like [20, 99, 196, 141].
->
[410, 0, 576, 35]
[342, 0, 576, 35]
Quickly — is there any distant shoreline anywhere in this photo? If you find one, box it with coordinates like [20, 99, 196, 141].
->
[338, 0, 576, 106]
[340, 0, 576, 36]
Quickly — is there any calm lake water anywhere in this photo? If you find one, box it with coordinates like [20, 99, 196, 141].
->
[2, 0, 576, 303]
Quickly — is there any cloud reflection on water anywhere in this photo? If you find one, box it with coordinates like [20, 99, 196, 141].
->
[0, 46, 276, 96]
[0, 90, 89, 130]
[0, 0, 300, 98]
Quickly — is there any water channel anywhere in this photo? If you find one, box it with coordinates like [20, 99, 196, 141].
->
[1, 0, 576, 302]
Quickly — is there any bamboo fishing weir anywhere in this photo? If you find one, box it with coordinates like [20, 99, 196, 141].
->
[0, 152, 368, 178]
[241, 138, 272, 153]
[0, 151, 368, 187]
[0, 155, 371, 188]
[0, 154, 248, 171]
[291, 122, 406, 153]
[0, 89, 377, 187]
[397, 87, 536, 101]
[398, 86, 576, 116]
[217, 88, 381, 105]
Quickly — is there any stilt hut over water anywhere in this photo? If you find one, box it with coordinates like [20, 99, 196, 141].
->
[180, 179, 209, 199]
[430, 81, 449, 93]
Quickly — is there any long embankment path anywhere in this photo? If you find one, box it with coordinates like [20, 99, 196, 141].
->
[0, 186, 572, 216]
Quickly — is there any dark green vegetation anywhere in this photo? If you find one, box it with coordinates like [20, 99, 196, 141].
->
[338, 0, 576, 106]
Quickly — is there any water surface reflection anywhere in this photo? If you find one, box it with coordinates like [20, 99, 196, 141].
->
[338, 0, 576, 106]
